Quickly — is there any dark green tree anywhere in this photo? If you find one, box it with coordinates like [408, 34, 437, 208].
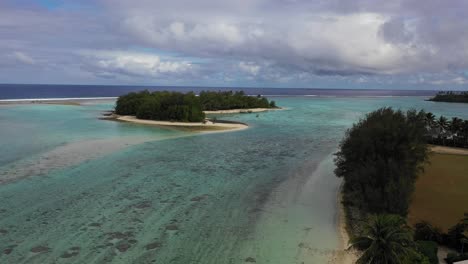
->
[115, 90, 205, 122]
[413, 221, 443, 243]
[424, 112, 436, 128]
[429, 91, 468, 103]
[438, 116, 449, 130]
[335, 108, 429, 216]
[198, 90, 276, 110]
[446, 213, 468, 252]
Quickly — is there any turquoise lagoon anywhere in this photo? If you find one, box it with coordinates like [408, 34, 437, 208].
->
[0, 97, 467, 263]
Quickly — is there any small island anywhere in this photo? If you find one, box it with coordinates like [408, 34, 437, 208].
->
[428, 91, 468, 103]
[109, 90, 278, 131]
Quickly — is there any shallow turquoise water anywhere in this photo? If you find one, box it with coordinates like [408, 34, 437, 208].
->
[0, 97, 467, 263]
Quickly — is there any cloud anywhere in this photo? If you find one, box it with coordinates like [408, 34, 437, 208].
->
[12, 51, 35, 65]
[429, 76, 468, 85]
[79, 50, 194, 78]
[106, 0, 468, 78]
[1, 0, 468, 88]
[238, 62, 260, 76]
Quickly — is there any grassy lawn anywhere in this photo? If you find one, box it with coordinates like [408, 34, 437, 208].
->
[408, 153, 468, 231]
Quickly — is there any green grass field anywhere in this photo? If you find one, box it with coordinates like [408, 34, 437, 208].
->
[408, 153, 468, 231]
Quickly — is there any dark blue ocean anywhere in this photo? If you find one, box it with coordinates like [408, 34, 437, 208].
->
[0, 84, 438, 99]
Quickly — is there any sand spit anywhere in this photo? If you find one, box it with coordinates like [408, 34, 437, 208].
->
[110, 115, 248, 132]
[430, 145, 468, 155]
[203, 108, 280, 114]
[330, 185, 359, 264]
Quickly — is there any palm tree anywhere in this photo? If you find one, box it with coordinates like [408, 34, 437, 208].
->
[461, 237, 468, 255]
[462, 121, 468, 147]
[449, 117, 464, 146]
[461, 213, 468, 254]
[438, 116, 449, 131]
[425, 112, 436, 128]
[450, 117, 463, 133]
[350, 214, 416, 264]
[414, 221, 442, 242]
[437, 116, 449, 145]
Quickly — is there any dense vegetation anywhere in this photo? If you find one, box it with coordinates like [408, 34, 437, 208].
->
[429, 91, 468, 103]
[114, 90, 277, 122]
[413, 215, 468, 259]
[115, 90, 205, 122]
[350, 214, 430, 264]
[423, 112, 468, 148]
[336, 107, 468, 263]
[199, 91, 276, 110]
[335, 108, 429, 216]
[348, 213, 468, 264]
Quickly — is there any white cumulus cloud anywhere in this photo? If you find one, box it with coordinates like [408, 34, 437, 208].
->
[238, 61, 260, 75]
[80, 50, 193, 78]
[13, 51, 35, 65]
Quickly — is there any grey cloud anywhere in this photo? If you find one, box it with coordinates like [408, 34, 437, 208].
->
[1, 0, 468, 87]
[103, 0, 468, 77]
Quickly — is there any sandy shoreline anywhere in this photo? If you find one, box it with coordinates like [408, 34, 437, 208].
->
[203, 107, 279, 114]
[330, 184, 359, 264]
[111, 115, 249, 132]
[430, 145, 468, 155]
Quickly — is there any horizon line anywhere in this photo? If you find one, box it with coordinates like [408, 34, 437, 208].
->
[0, 83, 460, 92]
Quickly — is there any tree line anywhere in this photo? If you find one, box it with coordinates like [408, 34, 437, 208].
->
[350, 214, 468, 264]
[335, 107, 467, 263]
[423, 111, 468, 148]
[429, 91, 468, 103]
[413, 216, 468, 264]
[114, 90, 277, 122]
[199, 90, 276, 110]
[115, 90, 205, 122]
[335, 108, 429, 217]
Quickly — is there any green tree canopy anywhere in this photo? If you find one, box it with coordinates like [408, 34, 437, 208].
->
[429, 91, 468, 103]
[114, 90, 277, 122]
[115, 90, 205, 122]
[335, 108, 429, 216]
[199, 91, 276, 110]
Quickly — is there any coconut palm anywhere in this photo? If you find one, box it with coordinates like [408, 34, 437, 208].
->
[461, 237, 468, 255]
[425, 112, 436, 128]
[414, 221, 442, 242]
[450, 117, 464, 133]
[438, 116, 449, 130]
[462, 121, 468, 147]
[350, 214, 416, 264]
[461, 213, 468, 254]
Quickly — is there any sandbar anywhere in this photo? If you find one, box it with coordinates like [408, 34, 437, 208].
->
[430, 145, 468, 155]
[111, 115, 248, 132]
[203, 108, 279, 114]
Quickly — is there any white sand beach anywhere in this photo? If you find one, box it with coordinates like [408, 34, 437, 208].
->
[430, 145, 468, 155]
[331, 188, 359, 264]
[203, 108, 279, 114]
[113, 115, 248, 132]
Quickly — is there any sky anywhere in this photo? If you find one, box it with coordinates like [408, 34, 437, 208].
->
[1, 0, 468, 90]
